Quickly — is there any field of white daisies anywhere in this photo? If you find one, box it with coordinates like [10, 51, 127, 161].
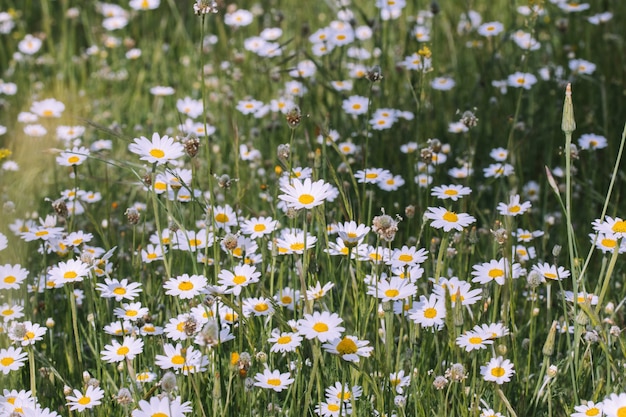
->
[1, 0, 626, 416]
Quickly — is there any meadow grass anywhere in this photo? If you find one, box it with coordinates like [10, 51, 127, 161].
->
[1, 1, 626, 416]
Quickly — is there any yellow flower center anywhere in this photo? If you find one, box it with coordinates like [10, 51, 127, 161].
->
[152, 413, 168, 417]
[298, 194, 315, 205]
[544, 272, 557, 280]
[25, 331, 35, 340]
[290, 243, 305, 251]
[398, 254, 413, 262]
[35, 230, 49, 237]
[281, 295, 293, 304]
[585, 407, 600, 416]
[365, 172, 377, 179]
[215, 213, 229, 223]
[3, 276, 16, 284]
[444, 189, 458, 196]
[509, 205, 521, 213]
[254, 303, 269, 312]
[254, 224, 266, 232]
[232, 247, 242, 257]
[172, 355, 185, 365]
[424, 307, 437, 319]
[468, 336, 483, 345]
[489, 269, 504, 278]
[189, 239, 201, 248]
[125, 310, 138, 317]
[491, 367, 505, 377]
[141, 0, 149, 8]
[313, 322, 329, 333]
[232, 275, 246, 285]
[328, 404, 340, 412]
[277, 336, 292, 344]
[155, 182, 167, 191]
[385, 289, 400, 298]
[601, 238, 617, 248]
[1, 357, 14, 366]
[147, 253, 157, 259]
[117, 346, 130, 355]
[443, 211, 458, 222]
[113, 287, 127, 295]
[615, 407, 626, 417]
[43, 110, 53, 117]
[179, 281, 194, 291]
[1, 309, 14, 316]
[78, 397, 91, 405]
[267, 378, 281, 386]
[64, 271, 78, 279]
[149, 149, 165, 159]
[336, 337, 358, 355]
[612, 220, 626, 233]
[68, 156, 80, 164]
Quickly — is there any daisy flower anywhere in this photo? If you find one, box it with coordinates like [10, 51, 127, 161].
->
[431, 184, 472, 201]
[578, 133, 607, 150]
[0, 264, 29, 290]
[132, 396, 192, 417]
[217, 264, 261, 296]
[155, 343, 202, 371]
[531, 262, 570, 282]
[570, 401, 603, 417]
[354, 168, 392, 184]
[274, 287, 301, 310]
[471, 259, 522, 285]
[210, 204, 238, 231]
[409, 294, 446, 328]
[378, 175, 405, 191]
[113, 302, 149, 322]
[129, 0, 160, 10]
[100, 337, 144, 363]
[135, 371, 157, 384]
[480, 356, 515, 384]
[388, 245, 428, 268]
[47, 259, 91, 286]
[254, 368, 295, 392]
[424, 206, 476, 232]
[497, 194, 532, 216]
[589, 232, 626, 254]
[267, 328, 303, 353]
[325, 382, 363, 403]
[224, 9, 254, 27]
[315, 400, 351, 417]
[242, 297, 275, 317]
[564, 291, 599, 306]
[95, 278, 142, 301]
[473, 322, 510, 339]
[56, 146, 90, 167]
[431, 77, 455, 91]
[389, 370, 411, 394]
[0, 346, 28, 374]
[367, 276, 417, 302]
[297, 311, 345, 342]
[164, 313, 199, 341]
[433, 277, 482, 306]
[336, 221, 370, 248]
[236, 98, 264, 115]
[128, 133, 184, 165]
[274, 229, 317, 255]
[306, 281, 334, 300]
[241, 217, 278, 239]
[141, 244, 166, 263]
[0, 303, 24, 322]
[278, 178, 334, 210]
[514, 228, 544, 242]
[507, 72, 538, 89]
[594, 216, 626, 239]
[477, 21, 504, 37]
[30, 98, 65, 118]
[483, 162, 514, 178]
[322, 335, 373, 362]
[456, 330, 494, 352]
[342, 95, 369, 115]
[65, 386, 105, 412]
[164, 274, 207, 299]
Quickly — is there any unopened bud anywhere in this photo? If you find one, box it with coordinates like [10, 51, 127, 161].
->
[542, 321, 558, 356]
[561, 83, 576, 134]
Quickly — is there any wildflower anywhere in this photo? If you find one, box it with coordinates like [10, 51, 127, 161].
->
[372, 213, 400, 242]
[480, 356, 515, 384]
[409, 294, 446, 328]
[0, 264, 29, 290]
[209, 204, 238, 231]
[242, 297, 275, 317]
[355, 168, 392, 184]
[322, 335, 373, 362]
[224, 8, 254, 27]
[471, 259, 522, 285]
[378, 175, 405, 191]
[217, 264, 261, 296]
[0, 346, 28, 374]
[0, 303, 24, 322]
[100, 337, 144, 363]
[600, 393, 626, 417]
[431, 184, 471, 202]
[389, 370, 411, 394]
[268, 329, 303, 353]
[65, 385, 105, 412]
[497, 194, 532, 216]
[507, 72, 538, 89]
[477, 21, 504, 37]
[47, 259, 91, 286]
[587, 12, 613, 24]
[176, 97, 204, 119]
[141, 243, 166, 263]
[433, 277, 482, 306]
[571, 401, 604, 417]
[325, 382, 363, 403]
[95, 278, 142, 301]
[336, 221, 370, 248]
[113, 302, 149, 322]
[456, 330, 494, 352]
[315, 400, 351, 417]
[559, 2, 590, 12]
[129, 133, 184, 165]
[388, 245, 428, 268]
[306, 281, 334, 300]
[424, 206, 476, 232]
[367, 276, 417, 302]
[254, 368, 294, 392]
[342, 95, 369, 115]
[129, 0, 160, 10]
[578, 133, 607, 150]
[481, 408, 505, 417]
[278, 178, 334, 210]
[564, 291, 599, 306]
[431, 77, 456, 91]
[483, 163, 514, 178]
[30, 98, 65, 118]
[164, 274, 208, 299]
[274, 229, 317, 254]
[131, 396, 192, 417]
[297, 311, 345, 342]
[155, 343, 203, 371]
[531, 262, 570, 282]
[514, 228, 544, 242]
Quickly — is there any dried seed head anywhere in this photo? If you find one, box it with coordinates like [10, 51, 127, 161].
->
[277, 143, 290, 161]
[183, 135, 200, 158]
[194, 0, 219, 15]
[125, 207, 140, 225]
[372, 212, 400, 242]
[491, 227, 508, 245]
[433, 375, 448, 390]
[445, 363, 467, 381]
[222, 233, 238, 250]
[51, 198, 68, 218]
[116, 388, 133, 405]
[183, 316, 198, 336]
[405, 205, 416, 219]
[366, 65, 383, 82]
[460, 109, 479, 128]
[285, 106, 302, 129]
[161, 371, 177, 393]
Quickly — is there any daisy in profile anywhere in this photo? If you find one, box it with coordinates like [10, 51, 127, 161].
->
[564, 291, 599, 306]
[274, 229, 317, 255]
[342, 95, 369, 115]
[217, 264, 261, 296]
[0, 264, 29, 290]
[389, 370, 411, 394]
[164, 274, 207, 299]
[570, 401, 603, 417]
[354, 168, 392, 184]
[480, 356, 515, 384]
[473, 322, 509, 340]
[278, 178, 334, 210]
[267, 328, 303, 353]
[431, 184, 472, 201]
[254, 368, 295, 392]
[424, 206, 476, 232]
[471, 259, 522, 285]
[128, 133, 184, 165]
[100, 337, 144, 363]
[141, 244, 166, 263]
[0, 303, 24, 322]
[322, 335, 373, 362]
[56, 146, 90, 167]
[47, 259, 91, 286]
[129, 0, 160, 10]
[325, 382, 363, 403]
[0, 346, 27, 374]
[531, 262, 570, 282]
[497, 194, 532, 216]
[65, 385, 105, 412]
[297, 311, 345, 342]
[514, 228, 544, 242]
[30, 98, 65, 118]
[326, 237, 353, 258]
[483, 162, 514, 178]
[306, 281, 334, 300]
[131, 396, 192, 417]
[409, 294, 446, 328]
[241, 216, 278, 239]
[578, 133, 607, 150]
[274, 287, 301, 310]
[95, 278, 142, 301]
[456, 330, 493, 352]
[336, 221, 370, 248]
[431, 77, 455, 91]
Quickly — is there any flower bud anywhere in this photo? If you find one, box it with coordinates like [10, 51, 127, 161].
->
[542, 321, 558, 356]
